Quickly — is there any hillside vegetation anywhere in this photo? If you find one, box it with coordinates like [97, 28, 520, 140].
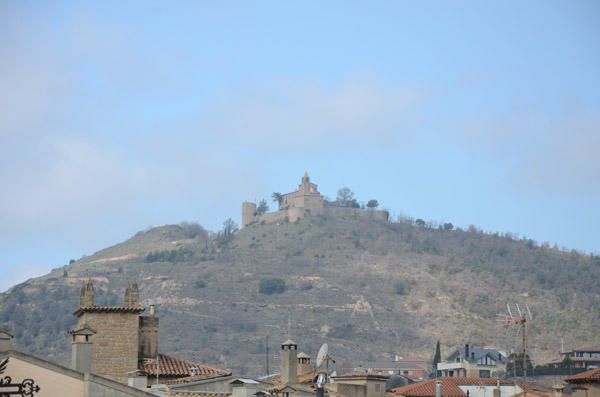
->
[0, 214, 598, 376]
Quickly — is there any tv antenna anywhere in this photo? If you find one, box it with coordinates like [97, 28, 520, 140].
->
[498, 303, 533, 384]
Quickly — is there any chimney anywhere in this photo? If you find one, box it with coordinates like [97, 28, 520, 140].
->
[435, 380, 442, 397]
[281, 339, 298, 384]
[297, 352, 311, 376]
[0, 329, 14, 352]
[70, 324, 96, 373]
[139, 311, 159, 362]
[552, 384, 565, 397]
[127, 370, 148, 390]
[493, 378, 501, 397]
[465, 344, 469, 361]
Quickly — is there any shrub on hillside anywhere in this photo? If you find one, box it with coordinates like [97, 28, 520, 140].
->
[259, 278, 287, 295]
[395, 281, 407, 295]
[195, 280, 206, 288]
[145, 247, 193, 263]
[180, 222, 208, 239]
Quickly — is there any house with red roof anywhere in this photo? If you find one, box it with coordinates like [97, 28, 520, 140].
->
[389, 377, 522, 397]
[564, 367, 600, 397]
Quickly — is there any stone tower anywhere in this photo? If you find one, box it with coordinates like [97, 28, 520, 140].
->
[124, 281, 139, 307]
[242, 201, 257, 227]
[80, 278, 95, 307]
[73, 279, 144, 383]
[281, 339, 298, 385]
[301, 171, 310, 189]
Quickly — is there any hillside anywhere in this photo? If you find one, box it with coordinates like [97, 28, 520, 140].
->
[1, 214, 599, 376]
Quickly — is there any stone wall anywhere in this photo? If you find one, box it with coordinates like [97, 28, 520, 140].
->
[252, 206, 388, 226]
[321, 207, 389, 222]
[78, 312, 140, 383]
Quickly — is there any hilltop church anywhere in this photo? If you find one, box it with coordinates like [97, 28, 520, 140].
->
[242, 173, 389, 226]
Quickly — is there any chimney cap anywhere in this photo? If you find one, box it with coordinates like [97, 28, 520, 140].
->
[69, 324, 97, 336]
[282, 339, 297, 346]
[297, 352, 311, 359]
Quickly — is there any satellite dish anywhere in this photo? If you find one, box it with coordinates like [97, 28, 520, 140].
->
[316, 344, 329, 368]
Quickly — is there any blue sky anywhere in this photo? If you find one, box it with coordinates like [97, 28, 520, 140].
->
[1, 1, 599, 291]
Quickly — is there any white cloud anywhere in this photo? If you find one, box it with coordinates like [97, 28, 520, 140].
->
[516, 113, 600, 194]
[202, 79, 426, 151]
[458, 110, 600, 194]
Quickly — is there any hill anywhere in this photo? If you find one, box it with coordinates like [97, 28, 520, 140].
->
[0, 214, 598, 376]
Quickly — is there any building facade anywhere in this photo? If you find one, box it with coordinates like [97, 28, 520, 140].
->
[437, 344, 507, 378]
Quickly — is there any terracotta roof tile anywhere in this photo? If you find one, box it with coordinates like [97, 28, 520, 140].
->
[165, 392, 232, 397]
[140, 353, 231, 378]
[391, 379, 465, 397]
[268, 370, 319, 386]
[447, 378, 513, 386]
[390, 378, 515, 397]
[565, 368, 600, 383]
[73, 306, 145, 316]
[335, 372, 389, 380]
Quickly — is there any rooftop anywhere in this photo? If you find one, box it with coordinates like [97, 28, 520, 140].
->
[73, 305, 145, 317]
[565, 367, 600, 384]
[390, 377, 516, 397]
[140, 353, 231, 378]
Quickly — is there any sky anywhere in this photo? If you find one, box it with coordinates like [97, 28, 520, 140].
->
[1, 1, 599, 292]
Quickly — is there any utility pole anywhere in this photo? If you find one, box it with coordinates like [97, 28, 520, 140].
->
[266, 336, 270, 376]
[522, 320, 527, 385]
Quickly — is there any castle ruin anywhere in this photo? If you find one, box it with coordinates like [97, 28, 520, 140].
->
[242, 172, 389, 226]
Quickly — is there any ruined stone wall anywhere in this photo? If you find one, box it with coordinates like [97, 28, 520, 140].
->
[78, 312, 139, 383]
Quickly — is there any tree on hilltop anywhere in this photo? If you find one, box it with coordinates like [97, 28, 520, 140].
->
[272, 192, 283, 207]
[336, 187, 355, 207]
[256, 199, 269, 215]
[366, 199, 379, 209]
[222, 218, 238, 237]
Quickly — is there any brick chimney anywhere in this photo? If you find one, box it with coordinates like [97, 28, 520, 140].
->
[70, 324, 96, 373]
[297, 352, 311, 376]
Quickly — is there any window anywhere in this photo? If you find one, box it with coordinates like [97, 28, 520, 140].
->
[374, 384, 381, 392]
